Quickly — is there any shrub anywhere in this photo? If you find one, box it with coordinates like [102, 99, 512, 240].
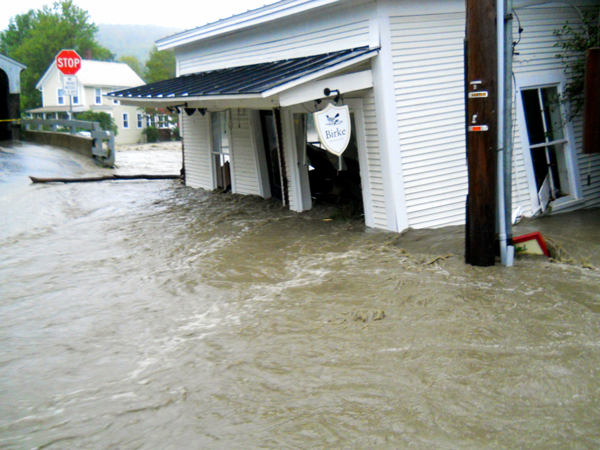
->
[143, 125, 159, 143]
[75, 111, 118, 136]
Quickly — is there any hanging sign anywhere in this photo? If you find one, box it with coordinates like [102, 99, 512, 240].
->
[62, 75, 78, 96]
[313, 103, 351, 156]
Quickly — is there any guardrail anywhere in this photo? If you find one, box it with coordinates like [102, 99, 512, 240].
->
[21, 118, 115, 167]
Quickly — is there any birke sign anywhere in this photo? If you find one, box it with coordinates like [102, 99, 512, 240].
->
[56, 50, 82, 75]
[313, 103, 351, 156]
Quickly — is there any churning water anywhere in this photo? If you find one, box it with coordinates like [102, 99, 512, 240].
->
[1, 141, 599, 449]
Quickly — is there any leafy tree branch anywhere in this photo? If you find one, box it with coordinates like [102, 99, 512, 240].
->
[554, 11, 600, 121]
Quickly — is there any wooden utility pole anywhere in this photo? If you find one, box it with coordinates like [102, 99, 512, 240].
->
[465, 0, 498, 266]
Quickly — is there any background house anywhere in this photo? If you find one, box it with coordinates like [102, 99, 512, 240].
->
[109, 0, 600, 232]
[0, 54, 26, 141]
[30, 60, 146, 145]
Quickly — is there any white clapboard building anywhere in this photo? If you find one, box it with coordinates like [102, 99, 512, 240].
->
[32, 60, 146, 145]
[108, 0, 600, 232]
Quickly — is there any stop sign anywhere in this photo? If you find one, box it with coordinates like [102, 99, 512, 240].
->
[56, 49, 82, 75]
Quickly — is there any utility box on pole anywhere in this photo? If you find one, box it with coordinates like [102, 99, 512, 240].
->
[465, 0, 498, 266]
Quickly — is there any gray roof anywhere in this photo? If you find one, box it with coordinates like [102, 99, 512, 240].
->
[108, 47, 377, 100]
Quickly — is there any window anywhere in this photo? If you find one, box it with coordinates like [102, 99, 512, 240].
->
[123, 113, 129, 129]
[146, 116, 154, 127]
[72, 91, 79, 105]
[57, 88, 65, 105]
[95, 88, 102, 105]
[520, 82, 578, 210]
[211, 111, 231, 190]
[137, 113, 143, 128]
[113, 99, 119, 105]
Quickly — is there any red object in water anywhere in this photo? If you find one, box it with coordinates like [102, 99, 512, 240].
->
[513, 232, 550, 257]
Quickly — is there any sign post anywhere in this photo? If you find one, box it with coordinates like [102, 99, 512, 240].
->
[56, 50, 82, 120]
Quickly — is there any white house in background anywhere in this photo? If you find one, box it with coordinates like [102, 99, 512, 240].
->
[109, 0, 600, 232]
[30, 60, 146, 145]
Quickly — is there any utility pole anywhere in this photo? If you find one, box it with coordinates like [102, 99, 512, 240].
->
[465, 0, 498, 266]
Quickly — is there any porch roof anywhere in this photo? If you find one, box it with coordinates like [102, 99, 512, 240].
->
[27, 105, 88, 114]
[107, 47, 377, 107]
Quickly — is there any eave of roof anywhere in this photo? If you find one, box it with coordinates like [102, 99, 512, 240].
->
[27, 105, 88, 114]
[108, 47, 377, 106]
[157, 0, 341, 51]
[0, 53, 27, 70]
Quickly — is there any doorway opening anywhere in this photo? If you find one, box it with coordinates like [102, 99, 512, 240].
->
[211, 111, 231, 191]
[0, 70, 10, 141]
[259, 110, 283, 202]
[296, 111, 364, 220]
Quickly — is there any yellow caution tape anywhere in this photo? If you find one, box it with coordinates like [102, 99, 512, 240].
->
[0, 118, 21, 123]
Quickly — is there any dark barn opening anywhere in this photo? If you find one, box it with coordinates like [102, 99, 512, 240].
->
[0, 70, 10, 141]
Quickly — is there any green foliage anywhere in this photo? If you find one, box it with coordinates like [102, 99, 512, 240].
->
[554, 12, 600, 120]
[75, 110, 118, 136]
[0, 0, 114, 111]
[143, 45, 175, 84]
[143, 125, 159, 143]
[119, 55, 144, 79]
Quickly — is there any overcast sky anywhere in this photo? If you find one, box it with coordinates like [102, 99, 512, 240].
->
[1, 0, 281, 32]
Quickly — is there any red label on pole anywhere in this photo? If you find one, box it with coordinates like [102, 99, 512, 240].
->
[56, 50, 82, 75]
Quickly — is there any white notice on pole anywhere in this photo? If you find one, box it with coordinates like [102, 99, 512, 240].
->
[63, 75, 78, 95]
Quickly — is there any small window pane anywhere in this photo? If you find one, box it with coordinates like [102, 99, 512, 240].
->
[541, 87, 564, 142]
[521, 89, 545, 145]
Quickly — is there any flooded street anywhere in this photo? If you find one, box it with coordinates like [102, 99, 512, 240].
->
[1, 141, 599, 449]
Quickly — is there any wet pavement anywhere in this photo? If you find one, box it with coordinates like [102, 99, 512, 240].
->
[1, 140, 599, 449]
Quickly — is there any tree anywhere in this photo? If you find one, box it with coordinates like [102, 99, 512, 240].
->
[119, 55, 144, 79]
[554, 12, 600, 120]
[75, 110, 118, 136]
[143, 45, 175, 84]
[0, 0, 114, 111]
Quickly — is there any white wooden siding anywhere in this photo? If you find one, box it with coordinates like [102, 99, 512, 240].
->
[176, 3, 373, 74]
[183, 113, 212, 189]
[230, 109, 261, 196]
[362, 90, 388, 229]
[512, 4, 600, 214]
[574, 117, 600, 209]
[281, 110, 301, 212]
[390, 12, 468, 229]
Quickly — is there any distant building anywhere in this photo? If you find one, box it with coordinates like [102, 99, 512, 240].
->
[30, 60, 146, 145]
[0, 54, 26, 141]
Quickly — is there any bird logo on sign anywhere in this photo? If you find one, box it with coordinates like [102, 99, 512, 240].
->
[313, 103, 351, 157]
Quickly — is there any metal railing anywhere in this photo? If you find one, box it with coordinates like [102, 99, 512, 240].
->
[21, 118, 115, 167]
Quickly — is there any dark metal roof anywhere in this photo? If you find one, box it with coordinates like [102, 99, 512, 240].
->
[108, 47, 377, 100]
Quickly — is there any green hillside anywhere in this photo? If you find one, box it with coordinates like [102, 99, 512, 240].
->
[96, 23, 183, 63]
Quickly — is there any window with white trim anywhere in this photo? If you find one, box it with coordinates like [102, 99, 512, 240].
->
[95, 88, 102, 105]
[137, 113, 143, 128]
[123, 113, 129, 129]
[520, 83, 578, 211]
[57, 88, 65, 105]
[72, 91, 79, 105]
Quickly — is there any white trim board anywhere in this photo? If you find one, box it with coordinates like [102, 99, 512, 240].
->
[278, 70, 373, 107]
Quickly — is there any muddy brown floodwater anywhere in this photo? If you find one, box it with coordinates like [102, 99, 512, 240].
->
[1, 141, 599, 449]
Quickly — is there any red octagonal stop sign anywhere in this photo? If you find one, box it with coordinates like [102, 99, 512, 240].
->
[56, 49, 82, 75]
